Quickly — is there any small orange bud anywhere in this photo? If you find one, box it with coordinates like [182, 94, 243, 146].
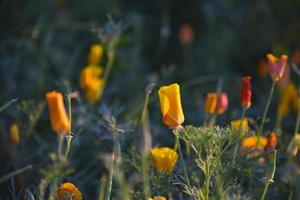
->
[267, 53, 288, 81]
[10, 123, 20, 144]
[240, 76, 252, 109]
[265, 132, 277, 152]
[178, 23, 194, 45]
[88, 44, 103, 65]
[46, 91, 70, 134]
[215, 93, 229, 114]
[204, 92, 217, 113]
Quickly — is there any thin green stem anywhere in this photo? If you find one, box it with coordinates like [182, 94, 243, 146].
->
[260, 150, 277, 200]
[259, 80, 276, 135]
[98, 175, 107, 200]
[105, 154, 114, 200]
[64, 135, 73, 161]
[57, 134, 64, 162]
[175, 135, 191, 188]
[141, 154, 150, 199]
[232, 107, 247, 164]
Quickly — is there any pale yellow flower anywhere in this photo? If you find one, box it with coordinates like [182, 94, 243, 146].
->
[231, 118, 249, 137]
[151, 147, 178, 172]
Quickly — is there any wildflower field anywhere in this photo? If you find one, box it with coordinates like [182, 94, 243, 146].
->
[2, 1, 300, 199]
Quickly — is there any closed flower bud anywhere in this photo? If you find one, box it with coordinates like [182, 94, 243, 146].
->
[215, 92, 228, 114]
[240, 76, 252, 109]
[46, 91, 70, 134]
[57, 182, 82, 200]
[151, 147, 178, 172]
[204, 92, 217, 113]
[88, 44, 103, 65]
[267, 53, 288, 81]
[287, 133, 300, 157]
[265, 132, 277, 152]
[158, 83, 184, 128]
[178, 23, 194, 45]
[10, 123, 20, 144]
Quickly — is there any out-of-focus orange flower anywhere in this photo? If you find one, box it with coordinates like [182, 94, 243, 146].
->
[88, 44, 104, 65]
[204, 92, 217, 113]
[215, 93, 228, 114]
[46, 91, 70, 134]
[242, 135, 268, 150]
[148, 196, 167, 200]
[240, 76, 252, 109]
[291, 49, 300, 66]
[79, 65, 104, 104]
[277, 82, 298, 117]
[151, 147, 178, 172]
[178, 23, 194, 45]
[265, 132, 277, 152]
[231, 118, 249, 137]
[10, 123, 20, 144]
[158, 83, 184, 128]
[267, 53, 288, 81]
[257, 58, 269, 79]
[57, 182, 82, 200]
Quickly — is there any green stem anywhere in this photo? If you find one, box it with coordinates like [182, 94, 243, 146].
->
[105, 154, 114, 200]
[175, 135, 191, 188]
[259, 80, 276, 135]
[98, 175, 107, 200]
[260, 150, 277, 200]
[141, 154, 150, 199]
[57, 134, 64, 162]
[0, 165, 32, 183]
[232, 107, 247, 164]
[64, 135, 73, 161]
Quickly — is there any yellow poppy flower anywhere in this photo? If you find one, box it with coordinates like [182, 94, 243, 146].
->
[151, 147, 178, 172]
[241, 135, 268, 150]
[88, 44, 103, 65]
[46, 91, 70, 134]
[158, 83, 184, 128]
[10, 123, 20, 144]
[57, 182, 82, 200]
[79, 65, 104, 103]
[231, 118, 249, 137]
[277, 82, 298, 117]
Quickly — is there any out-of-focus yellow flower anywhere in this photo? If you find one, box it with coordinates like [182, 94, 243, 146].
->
[46, 91, 70, 134]
[231, 118, 249, 137]
[57, 182, 82, 200]
[277, 82, 298, 117]
[151, 147, 178, 172]
[287, 133, 300, 157]
[79, 65, 104, 104]
[148, 196, 167, 200]
[88, 44, 104, 65]
[204, 92, 217, 113]
[241, 135, 268, 150]
[158, 83, 184, 128]
[10, 123, 20, 144]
